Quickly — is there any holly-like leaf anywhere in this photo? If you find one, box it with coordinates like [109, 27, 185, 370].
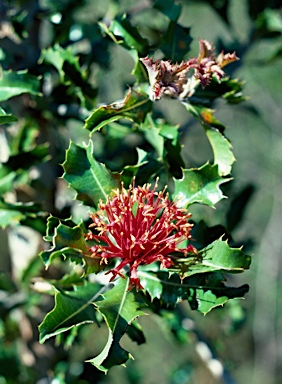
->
[40, 44, 82, 84]
[189, 273, 249, 315]
[204, 125, 235, 176]
[88, 277, 145, 373]
[184, 103, 225, 130]
[40, 44, 97, 101]
[62, 140, 121, 208]
[175, 239, 251, 278]
[184, 103, 235, 176]
[139, 270, 249, 315]
[0, 199, 42, 228]
[39, 283, 105, 343]
[84, 88, 152, 132]
[0, 107, 17, 125]
[0, 68, 41, 102]
[191, 77, 246, 105]
[173, 163, 231, 208]
[198, 239, 251, 272]
[141, 118, 184, 178]
[40, 217, 88, 267]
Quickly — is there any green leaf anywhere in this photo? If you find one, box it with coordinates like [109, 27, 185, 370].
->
[198, 239, 251, 272]
[99, 16, 148, 54]
[172, 239, 251, 279]
[141, 117, 184, 178]
[40, 44, 81, 84]
[3, 143, 50, 171]
[173, 163, 231, 208]
[186, 272, 249, 315]
[122, 148, 149, 187]
[153, 0, 182, 21]
[190, 77, 246, 105]
[126, 319, 146, 345]
[0, 169, 17, 195]
[40, 44, 97, 101]
[139, 270, 249, 314]
[62, 140, 121, 207]
[40, 218, 88, 267]
[161, 22, 192, 62]
[128, 49, 148, 83]
[183, 103, 235, 176]
[88, 277, 145, 372]
[184, 103, 225, 130]
[39, 283, 104, 343]
[204, 126, 235, 176]
[0, 68, 41, 102]
[0, 199, 42, 228]
[0, 107, 18, 125]
[84, 88, 152, 132]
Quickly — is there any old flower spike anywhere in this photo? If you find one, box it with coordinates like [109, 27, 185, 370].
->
[86, 182, 197, 290]
[141, 39, 239, 101]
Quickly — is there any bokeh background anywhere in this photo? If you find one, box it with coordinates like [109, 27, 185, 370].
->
[0, 0, 282, 383]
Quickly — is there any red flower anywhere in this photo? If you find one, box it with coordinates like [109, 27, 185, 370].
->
[86, 182, 196, 290]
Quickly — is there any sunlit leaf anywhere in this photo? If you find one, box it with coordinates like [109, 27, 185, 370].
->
[0, 68, 41, 102]
[173, 163, 231, 208]
[62, 140, 121, 207]
[0, 169, 17, 195]
[0, 107, 17, 125]
[0, 199, 42, 228]
[128, 49, 148, 83]
[183, 102, 236, 176]
[176, 239, 251, 278]
[204, 126, 235, 176]
[39, 283, 105, 343]
[84, 88, 152, 132]
[88, 277, 145, 373]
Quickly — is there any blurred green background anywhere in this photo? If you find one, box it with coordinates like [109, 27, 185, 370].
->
[0, 0, 282, 383]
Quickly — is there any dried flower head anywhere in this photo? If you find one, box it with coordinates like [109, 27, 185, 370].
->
[141, 39, 239, 100]
[86, 182, 196, 290]
[140, 57, 190, 101]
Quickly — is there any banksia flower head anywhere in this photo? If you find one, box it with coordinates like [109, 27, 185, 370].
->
[141, 39, 239, 100]
[86, 182, 196, 290]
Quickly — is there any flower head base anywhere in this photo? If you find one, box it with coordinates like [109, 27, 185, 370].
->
[86, 182, 196, 290]
[141, 39, 239, 101]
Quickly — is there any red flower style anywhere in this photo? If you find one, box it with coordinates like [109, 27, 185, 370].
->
[86, 183, 196, 290]
[141, 39, 239, 100]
